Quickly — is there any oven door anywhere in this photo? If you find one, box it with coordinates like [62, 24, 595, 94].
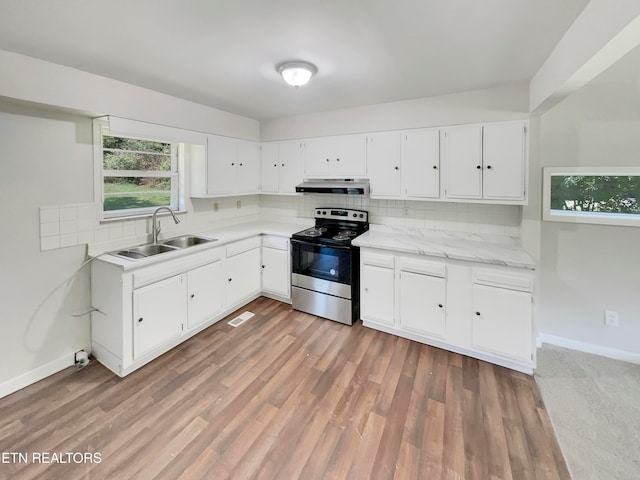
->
[291, 239, 352, 285]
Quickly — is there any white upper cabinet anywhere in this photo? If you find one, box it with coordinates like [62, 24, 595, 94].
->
[260, 141, 302, 194]
[191, 135, 260, 197]
[368, 128, 440, 199]
[302, 134, 367, 177]
[444, 125, 483, 199]
[260, 142, 279, 193]
[367, 131, 402, 196]
[482, 123, 526, 201]
[444, 121, 527, 202]
[236, 140, 260, 194]
[205, 135, 237, 195]
[402, 128, 441, 199]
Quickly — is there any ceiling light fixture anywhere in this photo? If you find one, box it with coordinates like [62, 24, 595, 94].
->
[276, 61, 318, 87]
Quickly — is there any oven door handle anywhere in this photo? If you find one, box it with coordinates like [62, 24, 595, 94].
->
[290, 238, 353, 251]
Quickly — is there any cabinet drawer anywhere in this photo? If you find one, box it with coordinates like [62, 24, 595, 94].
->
[361, 251, 394, 269]
[133, 248, 223, 289]
[472, 268, 533, 292]
[398, 257, 446, 278]
[262, 234, 289, 251]
[226, 236, 261, 257]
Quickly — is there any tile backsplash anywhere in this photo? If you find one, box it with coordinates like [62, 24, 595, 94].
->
[39, 196, 260, 252]
[259, 195, 521, 236]
[39, 194, 520, 251]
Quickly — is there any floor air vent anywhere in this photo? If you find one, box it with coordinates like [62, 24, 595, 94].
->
[227, 311, 255, 327]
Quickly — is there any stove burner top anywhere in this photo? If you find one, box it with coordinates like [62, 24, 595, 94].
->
[333, 230, 358, 241]
[301, 227, 327, 237]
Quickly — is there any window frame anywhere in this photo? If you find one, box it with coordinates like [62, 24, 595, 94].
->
[543, 166, 640, 227]
[93, 118, 182, 221]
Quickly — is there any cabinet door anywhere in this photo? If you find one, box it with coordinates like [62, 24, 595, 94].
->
[302, 137, 332, 176]
[187, 260, 225, 329]
[399, 271, 446, 338]
[445, 125, 482, 199]
[482, 123, 526, 200]
[472, 284, 532, 362]
[226, 247, 261, 307]
[260, 143, 279, 193]
[303, 134, 366, 177]
[207, 135, 237, 195]
[402, 128, 440, 198]
[262, 247, 290, 297]
[361, 264, 395, 326]
[367, 131, 401, 196]
[278, 141, 302, 193]
[133, 275, 186, 360]
[236, 140, 260, 194]
[333, 134, 367, 176]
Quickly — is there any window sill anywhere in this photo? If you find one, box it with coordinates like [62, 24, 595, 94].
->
[99, 210, 188, 224]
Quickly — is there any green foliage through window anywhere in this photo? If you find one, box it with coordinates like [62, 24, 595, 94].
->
[550, 175, 640, 215]
[102, 135, 176, 214]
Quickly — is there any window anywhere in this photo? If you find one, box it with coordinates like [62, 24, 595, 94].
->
[543, 167, 640, 227]
[94, 119, 181, 220]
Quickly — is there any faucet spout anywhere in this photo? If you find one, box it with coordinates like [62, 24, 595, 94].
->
[152, 207, 180, 244]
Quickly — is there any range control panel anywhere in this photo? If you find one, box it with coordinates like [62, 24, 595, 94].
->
[314, 208, 368, 223]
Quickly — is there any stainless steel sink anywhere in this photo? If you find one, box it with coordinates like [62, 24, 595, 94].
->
[160, 235, 218, 248]
[110, 243, 180, 260]
[109, 234, 217, 260]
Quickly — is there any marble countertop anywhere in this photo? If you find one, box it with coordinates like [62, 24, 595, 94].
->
[90, 219, 311, 271]
[352, 225, 536, 269]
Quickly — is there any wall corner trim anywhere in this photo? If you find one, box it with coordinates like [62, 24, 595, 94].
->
[537, 333, 640, 365]
[0, 352, 75, 399]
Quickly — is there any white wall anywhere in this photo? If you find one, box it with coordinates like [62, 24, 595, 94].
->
[0, 103, 93, 390]
[0, 49, 259, 140]
[535, 81, 640, 355]
[0, 98, 261, 395]
[530, 0, 640, 113]
[260, 84, 529, 140]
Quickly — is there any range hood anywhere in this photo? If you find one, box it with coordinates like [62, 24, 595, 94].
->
[295, 179, 370, 195]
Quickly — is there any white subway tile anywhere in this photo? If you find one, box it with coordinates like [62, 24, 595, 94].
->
[40, 222, 60, 237]
[40, 207, 60, 223]
[77, 205, 97, 220]
[109, 223, 123, 239]
[41, 236, 60, 251]
[78, 230, 95, 244]
[60, 233, 79, 248]
[59, 206, 78, 221]
[78, 219, 94, 232]
[94, 227, 110, 243]
[60, 220, 78, 234]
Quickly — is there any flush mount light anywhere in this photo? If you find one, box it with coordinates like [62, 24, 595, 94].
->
[276, 61, 318, 87]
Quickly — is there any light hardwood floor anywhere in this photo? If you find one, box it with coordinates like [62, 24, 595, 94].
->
[0, 297, 570, 480]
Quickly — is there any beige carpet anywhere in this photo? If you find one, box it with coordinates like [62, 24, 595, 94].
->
[535, 344, 640, 480]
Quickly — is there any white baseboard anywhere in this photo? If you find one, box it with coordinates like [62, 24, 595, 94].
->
[0, 352, 75, 399]
[537, 333, 640, 365]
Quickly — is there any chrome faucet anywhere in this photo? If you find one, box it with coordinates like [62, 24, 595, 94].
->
[151, 207, 180, 244]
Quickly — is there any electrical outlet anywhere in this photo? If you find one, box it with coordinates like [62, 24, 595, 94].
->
[213, 202, 219, 212]
[236, 200, 242, 209]
[605, 310, 619, 327]
[403, 207, 409, 216]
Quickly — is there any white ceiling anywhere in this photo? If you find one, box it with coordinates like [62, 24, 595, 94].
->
[0, 0, 589, 120]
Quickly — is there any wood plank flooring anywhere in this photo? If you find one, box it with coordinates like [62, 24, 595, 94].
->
[0, 297, 570, 480]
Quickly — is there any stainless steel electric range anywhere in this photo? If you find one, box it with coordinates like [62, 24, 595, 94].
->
[290, 208, 369, 325]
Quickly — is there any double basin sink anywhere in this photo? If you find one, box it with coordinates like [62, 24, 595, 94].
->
[110, 235, 218, 260]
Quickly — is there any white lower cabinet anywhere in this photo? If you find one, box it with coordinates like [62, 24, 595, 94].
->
[398, 269, 446, 339]
[261, 235, 290, 299]
[226, 238, 261, 307]
[133, 275, 186, 360]
[360, 253, 395, 326]
[472, 282, 532, 363]
[91, 236, 264, 377]
[360, 248, 534, 373]
[187, 260, 225, 330]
